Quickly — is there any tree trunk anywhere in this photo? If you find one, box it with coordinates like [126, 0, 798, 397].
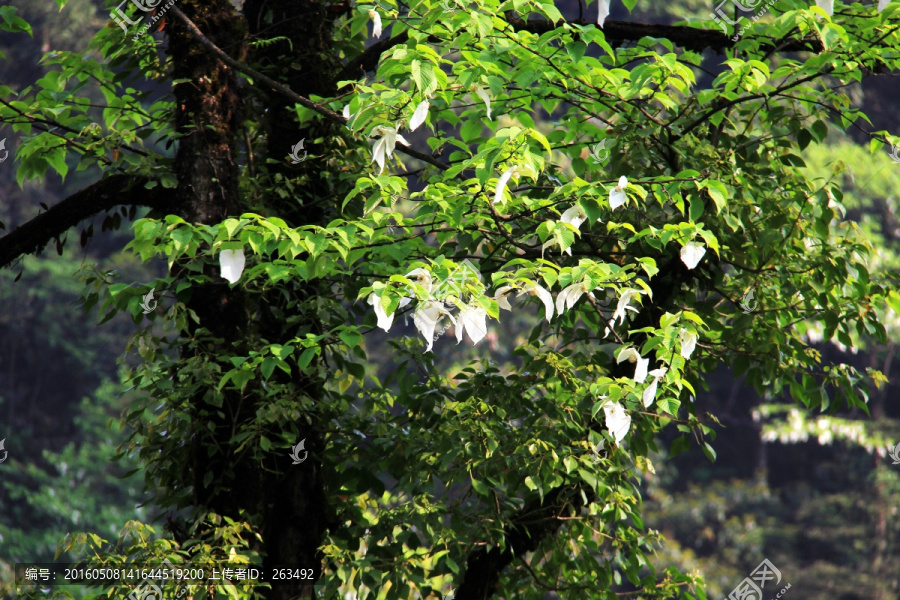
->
[165, 2, 337, 598]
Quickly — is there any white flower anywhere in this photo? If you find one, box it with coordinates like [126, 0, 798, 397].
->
[617, 347, 649, 383]
[642, 367, 667, 408]
[597, 0, 611, 26]
[369, 9, 383, 37]
[414, 299, 455, 352]
[680, 241, 707, 270]
[494, 285, 515, 311]
[474, 86, 492, 119]
[603, 400, 631, 444]
[456, 304, 488, 345]
[370, 126, 411, 175]
[405, 268, 433, 294]
[609, 175, 628, 209]
[611, 288, 642, 327]
[556, 282, 586, 316]
[561, 205, 587, 229]
[878, 0, 891, 12]
[679, 328, 698, 359]
[494, 165, 518, 205]
[409, 100, 429, 132]
[517, 280, 554, 323]
[342, 104, 351, 120]
[561, 205, 587, 230]
[219, 248, 245, 284]
[367, 293, 411, 332]
[815, 0, 834, 16]
[368, 293, 392, 331]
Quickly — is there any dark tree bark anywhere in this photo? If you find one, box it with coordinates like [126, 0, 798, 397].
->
[0, 174, 165, 269]
[166, 3, 335, 599]
[455, 485, 592, 599]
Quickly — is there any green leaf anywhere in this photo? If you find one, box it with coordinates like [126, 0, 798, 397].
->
[704, 181, 727, 214]
[701, 441, 717, 462]
[670, 436, 690, 458]
[46, 146, 68, 181]
[0, 7, 33, 36]
[339, 329, 363, 349]
[410, 59, 438, 96]
[261, 357, 277, 380]
[578, 468, 598, 490]
[296, 348, 316, 370]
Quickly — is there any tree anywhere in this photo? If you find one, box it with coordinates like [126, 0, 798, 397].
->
[2, 0, 899, 599]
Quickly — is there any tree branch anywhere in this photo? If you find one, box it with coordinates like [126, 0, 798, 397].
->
[335, 17, 823, 90]
[168, 6, 449, 172]
[0, 174, 166, 270]
[336, 31, 410, 85]
[455, 483, 589, 600]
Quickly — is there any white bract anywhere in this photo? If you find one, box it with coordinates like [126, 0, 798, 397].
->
[474, 86, 492, 119]
[609, 175, 629, 209]
[603, 400, 631, 444]
[815, 0, 834, 16]
[414, 300, 455, 352]
[370, 126, 410, 175]
[517, 280, 554, 323]
[556, 282, 587, 316]
[219, 248, 245, 284]
[369, 9, 383, 37]
[494, 285, 515, 311]
[409, 100, 429, 132]
[679, 328, 698, 359]
[494, 166, 519, 205]
[406, 268, 434, 294]
[612, 288, 642, 326]
[559, 205, 588, 255]
[617, 347, 649, 383]
[561, 205, 587, 230]
[367, 293, 411, 332]
[605, 288, 644, 339]
[680, 241, 707, 269]
[642, 367, 668, 408]
[597, 0, 611, 26]
[456, 304, 488, 345]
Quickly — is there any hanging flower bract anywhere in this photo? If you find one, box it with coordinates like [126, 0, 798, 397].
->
[680, 241, 707, 270]
[369, 9, 383, 37]
[609, 175, 629, 209]
[603, 400, 631, 443]
[219, 248, 246, 284]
